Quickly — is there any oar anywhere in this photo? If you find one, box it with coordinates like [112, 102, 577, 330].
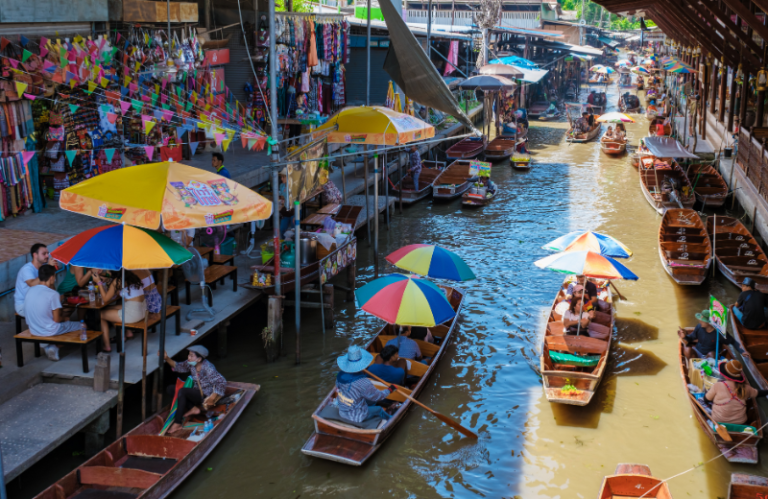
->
[688, 393, 732, 442]
[364, 369, 478, 439]
[609, 281, 627, 301]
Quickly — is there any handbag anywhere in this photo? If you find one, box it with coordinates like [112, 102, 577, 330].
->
[47, 126, 65, 141]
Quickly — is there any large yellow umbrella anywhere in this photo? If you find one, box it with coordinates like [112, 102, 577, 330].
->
[60, 161, 272, 229]
[314, 106, 435, 145]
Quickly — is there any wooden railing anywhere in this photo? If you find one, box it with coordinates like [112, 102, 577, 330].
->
[736, 127, 768, 200]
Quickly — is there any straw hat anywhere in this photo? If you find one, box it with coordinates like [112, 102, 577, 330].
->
[337, 345, 373, 374]
[719, 359, 745, 383]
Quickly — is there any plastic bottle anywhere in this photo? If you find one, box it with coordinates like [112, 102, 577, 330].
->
[88, 283, 96, 304]
[204, 419, 213, 433]
[79, 320, 87, 341]
[702, 363, 713, 376]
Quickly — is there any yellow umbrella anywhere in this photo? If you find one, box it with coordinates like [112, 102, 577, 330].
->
[314, 106, 435, 145]
[60, 161, 272, 230]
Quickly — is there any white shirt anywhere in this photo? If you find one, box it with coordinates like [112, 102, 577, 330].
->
[24, 285, 63, 337]
[14, 262, 38, 310]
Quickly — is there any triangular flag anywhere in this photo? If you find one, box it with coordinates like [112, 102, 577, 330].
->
[100, 77, 109, 88]
[69, 79, 76, 90]
[40, 36, 48, 49]
[247, 138, 258, 151]
[214, 133, 225, 147]
[144, 120, 156, 134]
[43, 60, 55, 72]
[131, 99, 143, 112]
[104, 148, 115, 164]
[222, 137, 232, 152]
[22, 49, 32, 63]
[86, 81, 97, 94]
[15, 81, 28, 96]
[143, 146, 154, 160]
[8, 59, 18, 69]
[119, 100, 131, 114]
[20, 35, 29, 47]
[23, 93, 36, 100]
[68, 104, 79, 115]
[65, 150, 77, 166]
[0, 38, 9, 51]
[106, 112, 117, 124]
[188, 142, 198, 155]
[21, 151, 35, 166]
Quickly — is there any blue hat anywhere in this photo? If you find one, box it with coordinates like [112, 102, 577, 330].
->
[336, 345, 373, 373]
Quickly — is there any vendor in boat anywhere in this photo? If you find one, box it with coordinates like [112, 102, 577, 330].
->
[336, 345, 396, 423]
[678, 309, 746, 360]
[587, 90, 596, 106]
[163, 346, 226, 434]
[386, 326, 424, 361]
[705, 360, 768, 425]
[733, 277, 767, 330]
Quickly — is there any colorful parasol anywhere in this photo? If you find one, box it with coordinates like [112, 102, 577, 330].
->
[50, 224, 193, 271]
[542, 231, 633, 258]
[589, 65, 606, 72]
[594, 67, 616, 74]
[60, 161, 273, 230]
[616, 60, 630, 67]
[631, 66, 650, 75]
[313, 105, 435, 145]
[534, 250, 638, 280]
[355, 274, 456, 326]
[596, 112, 635, 123]
[385, 244, 476, 281]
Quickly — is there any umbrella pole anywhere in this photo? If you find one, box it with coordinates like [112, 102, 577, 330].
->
[384, 150, 389, 227]
[117, 267, 126, 438]
[374, 153, 380, 279]
[155, 268, 169, 412]
[295, 201, 301, 364]
[365, 147, 371, 245]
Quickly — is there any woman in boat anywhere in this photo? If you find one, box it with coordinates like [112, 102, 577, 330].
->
[706, 360, 768, 425]
[615, 123, 626, 140]
[336, 345, 396, 423]
[603, 126, 615, 140]
[562, 288, 594, 334]
[163, 345, 226, 434]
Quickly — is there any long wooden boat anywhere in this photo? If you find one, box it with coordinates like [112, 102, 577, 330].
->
[461, 185, 496, 207]
[567, 123, 602, 143]
[301, 286, 465, 466]
[706, 216, 768, 292]
[600, 136, 626, 155]
[658, 209, 712, 285]
[648, 118, 672, 136]
[539, 279, 613, 406]
[646, 105, 660, 120]
[432, 160, 475, 201]
[484, 136, 516, 162]
[33, 382, 259, 499]
[729, 307, 768, 392]
[589, 75, 613, 84]
[537, 109, 561, 121]
[639, 160, 696, 214]
[390, 160, 445, 205]
[446, 136, 486, 160]
[678, 336, 762, 463]
[597, 464, 672, 498]
[686, 164, 727, 207]
[728, 473, 768, 499]
[501, 123, 528, 140]
[618, 97, 641, 113]
[527, 100, 549, 118]
[510, 154, 532, 171]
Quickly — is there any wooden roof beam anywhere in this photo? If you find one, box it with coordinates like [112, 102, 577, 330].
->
[657, 3, 733, 65]
[697, 0, 763, 60]
[719, 0, 768, 43]
[646, 8, 694, 46]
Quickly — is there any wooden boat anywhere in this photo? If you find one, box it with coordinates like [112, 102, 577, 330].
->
[538, 108, 561, 121]
[618, 96, 641, 113]
[567, 123, 602, 143]
[648, 118, 671, 136]
[636, 78, 645, 90]
[589, 75, 613, 84]
[461, 183, 496, 207]
[728, 473, 768, 499]
[432, 160, 475, 201]
[390, 160, 445, 205]
[501, 122, 528, 140]
[597, 464, 672, 498]
[706, 216, 768, 292]
[686, 164, 728, 207]
[600, 135, 626, 155]
[445, 136, 486, 160]
[658, 209, 712, 285]
[639, 159, 696, 214]
[301, 286, 465, 465]
[510, 154, 532, 171]
[484, 136, 516, 161]
[539, 279, 613, 406]
[33, 382, 259, 499]
[527, 100, 550, 118]
[645, 105, 660, 119]
[678, 337, 762, 463]
[730, 307, 768, 392]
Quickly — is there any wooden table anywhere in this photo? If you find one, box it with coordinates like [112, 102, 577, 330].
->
[300, 213, 331, 227]
[193, 246, 214, 265]
[63, 297, 118, 311]
[318, 203, 341, 215]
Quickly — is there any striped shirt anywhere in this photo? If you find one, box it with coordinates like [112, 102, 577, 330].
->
[336, 372, 387, 422]
[386, 336, 422, 360]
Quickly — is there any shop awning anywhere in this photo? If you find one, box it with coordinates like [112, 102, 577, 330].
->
[491, 25, 564, 39]
[597, 36, 620, 48]
[644, 137, 699, 159]
[514, 67, 549, 83]
[566, 44, 604, 56]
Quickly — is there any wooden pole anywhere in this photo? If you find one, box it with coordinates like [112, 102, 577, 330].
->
[719, 63, 727, 123]
[728, 64, 738, 132]
[294, 201, 301, 364]
[364, 147, 371, 244]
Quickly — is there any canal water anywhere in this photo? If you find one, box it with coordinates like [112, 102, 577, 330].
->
[172, 81, 766, 498]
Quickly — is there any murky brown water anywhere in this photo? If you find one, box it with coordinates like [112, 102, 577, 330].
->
[169, 81, 768, 498]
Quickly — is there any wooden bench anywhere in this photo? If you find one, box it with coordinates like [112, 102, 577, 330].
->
[112, 306, 182, 341]
[185, 265, 238, 306]
[15, 329, 102, 373]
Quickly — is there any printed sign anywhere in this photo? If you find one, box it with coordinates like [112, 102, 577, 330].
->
[709, 295, 728, 336]
[469, 160, 492, 177]
[186, 180, 221, 207]
[97, 204, 126, 220]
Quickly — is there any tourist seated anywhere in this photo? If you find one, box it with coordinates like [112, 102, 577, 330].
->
[93, 269, 147, 352]
[706, 360, 768, 425]
[24, 264, 83, 361]
[57, 265, 94, 295]
[386, 326, 423, 361]
[163, 346, 226, 434]
[587, 90, 596, 105]
[15, 243, 49, 317]
[562, 292, 593, 335]
[615, 123, 626, 140]
[370, 345, 407, 386]
[587, 110, 595, 128]
[678, 309, 745, 360]
[409, 326, 435, 344]
[562, 285, 611, 339]
[733, 277, 767, 329]
[603, 126, 615, 139]
[134, 269, 163, 314]
[334, 346, 395, 424]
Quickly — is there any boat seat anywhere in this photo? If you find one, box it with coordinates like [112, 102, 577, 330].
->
[377, 336, 440, 358]
[545, 335, 608, 355]
[315, 405, 385, 430]
[123, 435, 196, 460]
[120, 456, 177, 475]
[78, 466, 162, 490]
[547, 321, 566, 336]
[71, 490, 138, 499]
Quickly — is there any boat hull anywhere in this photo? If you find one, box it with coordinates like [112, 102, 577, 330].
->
[639, 166, 696, 214]
[567, 124, 602, 143]
[600, 141, 626, 155]
[597, 464, 672, 498]
[728, 473, 768, 499]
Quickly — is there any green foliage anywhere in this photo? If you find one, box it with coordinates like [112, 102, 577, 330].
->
[275, 0, 314, 13]
[558, 0, 657, 31]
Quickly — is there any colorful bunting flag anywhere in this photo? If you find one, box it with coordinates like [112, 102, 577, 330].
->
[8, 59, 19, 69]
[119, 100, 131, 114]
[131, 99, 143, 113]
[15, 81, 28, 96]
[104, 148, 116, 163]
[188, 142, 199, 155]
[21, 151, 35, 166]
[106, 112, 117, 124]
[23, 93, 37, 100]
[65, 150, 77, 166]
[143, 146, 154, 160]
[68, 104, 80, 115]
[22, 49, 32, 63]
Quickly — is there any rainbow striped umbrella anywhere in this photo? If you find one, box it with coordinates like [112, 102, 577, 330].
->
[385, 244, 475, 281]
[355, 274, 456, 326]
[534, 251, 638, 280]
[632, 66, 650, 75]
[542, 231, 633, 258]
[51, 224, 192, 270]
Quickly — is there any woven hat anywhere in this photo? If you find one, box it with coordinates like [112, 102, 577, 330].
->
[337, 345, 373, 374]
[719, 359, 745, 383]
[694, 309, 711, 323]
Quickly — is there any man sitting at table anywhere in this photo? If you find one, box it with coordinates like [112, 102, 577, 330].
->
[24, 265, 82, 361]
[14, 243, 49, 318]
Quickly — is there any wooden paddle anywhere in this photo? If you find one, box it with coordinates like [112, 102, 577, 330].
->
[609, 281, 627, 301]
[688, 393, 732, 442]
[364, 369, 478, 439]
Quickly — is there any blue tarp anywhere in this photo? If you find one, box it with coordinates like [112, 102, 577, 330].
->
[490, 55, 538, 70]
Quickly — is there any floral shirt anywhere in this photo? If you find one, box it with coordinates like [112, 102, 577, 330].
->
[173, 359, 227, 397]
